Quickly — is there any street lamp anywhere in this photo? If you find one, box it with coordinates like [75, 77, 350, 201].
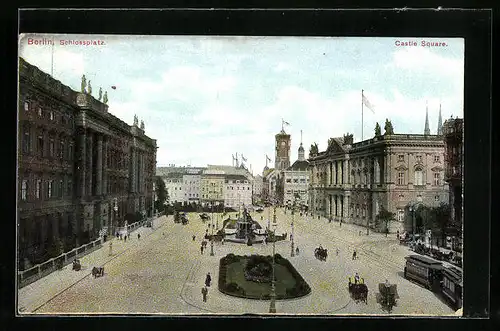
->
[269, 206, 277, 314]
[113, 198, 118, 237]
[291, 204, 295, 257]
[210, 202, 215, 256]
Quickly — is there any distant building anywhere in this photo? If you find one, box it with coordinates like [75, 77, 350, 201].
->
[183, 169, 202, 204]
[162, 172, 185, 204]
[201, 169, 225, 206]
[252, 174, 264, 203]
[224, 174, 252, 208]
[308, 129, 449, 233]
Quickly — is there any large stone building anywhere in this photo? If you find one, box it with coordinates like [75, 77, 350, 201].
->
[200, 169, 225, 205]
[252, 174, 264, 203]
[443, 116, 463, 229]
[18, 58, 157, 269]
[308, 126, 449, 233]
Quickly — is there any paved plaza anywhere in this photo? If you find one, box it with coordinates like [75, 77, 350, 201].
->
[18, 208, 455, 315]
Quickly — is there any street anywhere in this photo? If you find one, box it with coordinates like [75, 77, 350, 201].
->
[19, 208, 454, 315]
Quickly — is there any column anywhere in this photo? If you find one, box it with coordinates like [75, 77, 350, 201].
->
[333, 195, 337, 217]
[343, 195, 348, 221]
[96, 134, 103, 196]
[343, 160, 347, 184]
[374, 158, 379, 184]
[337, 161, 341, 185]
[77, 128, 87, 197]
[102, 137, 108, 195]
[87, 131, 93, 196]
[383, 153, 389, 184]
[340, 196, 344, 218]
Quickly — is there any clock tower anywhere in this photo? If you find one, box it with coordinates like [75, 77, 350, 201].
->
[275, 128, 291, 170]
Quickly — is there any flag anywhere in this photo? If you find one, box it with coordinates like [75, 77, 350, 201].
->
[283, 120, 290, 126]
[362, 93, 375, 113]
[111, 86, 117, 90]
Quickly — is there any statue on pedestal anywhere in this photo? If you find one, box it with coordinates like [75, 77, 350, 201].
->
[140, 120, 145, 130]
[98, 87, 103, 101]
[103, 91, 108, 104]
[88, 80, 92, 95]
[81, 74, 87, 93]
[133, 115, 139, 126]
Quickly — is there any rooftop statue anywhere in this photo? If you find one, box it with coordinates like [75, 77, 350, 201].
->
[81, 74, 87, 93]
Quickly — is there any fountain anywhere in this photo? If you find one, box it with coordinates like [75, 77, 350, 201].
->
[223, 206, 267, 244]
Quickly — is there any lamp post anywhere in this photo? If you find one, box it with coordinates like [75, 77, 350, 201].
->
[210, 202, 215, 256]
[113, 198, 118, 237]
[269, 206, 277, 314]
[291, 203, 295, 257]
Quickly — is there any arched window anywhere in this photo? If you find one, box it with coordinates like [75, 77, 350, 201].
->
[414, 168, 424, 186]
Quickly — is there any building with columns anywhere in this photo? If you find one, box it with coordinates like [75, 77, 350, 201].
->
[308, 130, 449, 233]
[17, 58, 157, 270]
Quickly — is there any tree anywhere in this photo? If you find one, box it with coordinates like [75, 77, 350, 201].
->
[375, 206, 396, 236]
[374, 122, 382, 137]
[429, 203, 452, 247]
[154, 176, 168, 212]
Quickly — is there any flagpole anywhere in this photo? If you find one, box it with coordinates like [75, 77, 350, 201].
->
[361, 89, 364, 141]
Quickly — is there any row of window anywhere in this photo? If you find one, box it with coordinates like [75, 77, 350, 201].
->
[23, 101, 73, 126]
[286, 178, 308, 183]
[398, 154, 441, 163]
[20, 177, 72, 201]
[22, 125, 74, 160]
[286, 190, 307, 194]
[406, 262, 429, 278]
[397, 171, 441, 186]
[443, 277, 456, 292]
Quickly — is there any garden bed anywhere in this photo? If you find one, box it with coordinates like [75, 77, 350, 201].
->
[218, 253, 311, 300]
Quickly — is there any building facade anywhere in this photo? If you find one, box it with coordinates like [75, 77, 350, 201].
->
[163, 172, 185, 204]
[308, 133, 449, 233]
[224, 174, 252, 208]
[18, 58, 157, 269]
[275, 129, 291, 170]
[282, 139, 309, 207]
[252, 174, 264, 203]
[443, 117, 463, 228]
[183, 170, 202, 204]
[201, 169, 225, 205]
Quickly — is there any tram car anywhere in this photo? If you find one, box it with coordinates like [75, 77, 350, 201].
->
[441, 265, 463, 310]
[404, 254, 463, 310]
[404, 254, 443, 292]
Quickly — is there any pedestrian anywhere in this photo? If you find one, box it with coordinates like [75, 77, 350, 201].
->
[221, 238, 224, 245]
[352, 250, 357, 260]
[201, 245, 204, 255]
[336, 248, 339, 256]
[124, 234, 127, 242]
[340, 221, 342, 228]
[205, 272, 212, 287]
[296, 246, 299, 255]
[138, 233, 141, 240]
[192, 235, 196, 241]
[290, 234, 293, 242]
[201, 286, 208, 302]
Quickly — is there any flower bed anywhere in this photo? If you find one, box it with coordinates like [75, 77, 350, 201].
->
[218, 253, 311, 300]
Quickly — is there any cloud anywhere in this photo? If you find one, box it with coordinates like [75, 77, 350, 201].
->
[392, 47, 463, 78]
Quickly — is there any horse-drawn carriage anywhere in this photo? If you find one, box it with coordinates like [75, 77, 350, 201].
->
[91, 266, 104, 278]
[179, 212, 188, 225]
[314, 246, 328, 261]
[72, 259, 81, 271]
[348, 277, 368, 304]
[378, 282, 399, 312]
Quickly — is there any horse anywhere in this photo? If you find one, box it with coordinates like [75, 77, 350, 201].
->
[92, 266, 104, 278]
[72, 259, 81, 271]
[348, 278, 368, 304]
[314, 247, 328, 261]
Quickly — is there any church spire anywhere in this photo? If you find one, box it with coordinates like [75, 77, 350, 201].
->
[437, 102, 443, 135]
[424, 100, 430, 136]
[298, 129, 305, 161]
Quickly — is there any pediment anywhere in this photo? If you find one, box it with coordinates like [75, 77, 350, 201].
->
[394, 165, 408, 171]
[431, 166, 444, 172]
[327, 138, 345, 155]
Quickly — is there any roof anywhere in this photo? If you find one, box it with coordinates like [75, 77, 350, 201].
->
[287, 159, 310, 171]
[162, 172, 184, 179]
[225, 174, 249, 182]
[443, 266, 463, 285]
[405, 254, 443, 268]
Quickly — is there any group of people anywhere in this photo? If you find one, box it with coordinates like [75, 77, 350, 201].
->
[201, 272, 212, 302]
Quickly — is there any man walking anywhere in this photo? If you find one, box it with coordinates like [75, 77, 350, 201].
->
[201, 245, 204, 255]
[205, 272, 212, 287]
[201, 286, 208, 302]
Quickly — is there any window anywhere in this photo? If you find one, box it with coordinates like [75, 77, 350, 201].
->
[434, 172, 440, 185]
[293, 179, 299, 183]
[37, 134, 44, 156]
[21, 180, 28, 200]
[397, 209, 404, 222]
[398, 172, 405, 185]
[414, 169, 424, 185]
[416, 155, 422, 163]
[38, 107, 42, 117]
[50, 111, 54, 121]
[22, 126, 30, 154]
[49, 139, 54, 157]
[398, 155, 404, 162]
[48, 180, 53, 198]
[36, 179, 41, 199]
[434, 155, 440, 163]
[435, 195, 440, 202]
[24, 101, 30, 111]
[60, 140, 65, 159]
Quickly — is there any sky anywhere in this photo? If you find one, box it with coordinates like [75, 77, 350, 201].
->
[19, 34, 464, 174]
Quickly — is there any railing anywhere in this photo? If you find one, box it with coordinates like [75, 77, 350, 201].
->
[17, 237, 103, 289]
